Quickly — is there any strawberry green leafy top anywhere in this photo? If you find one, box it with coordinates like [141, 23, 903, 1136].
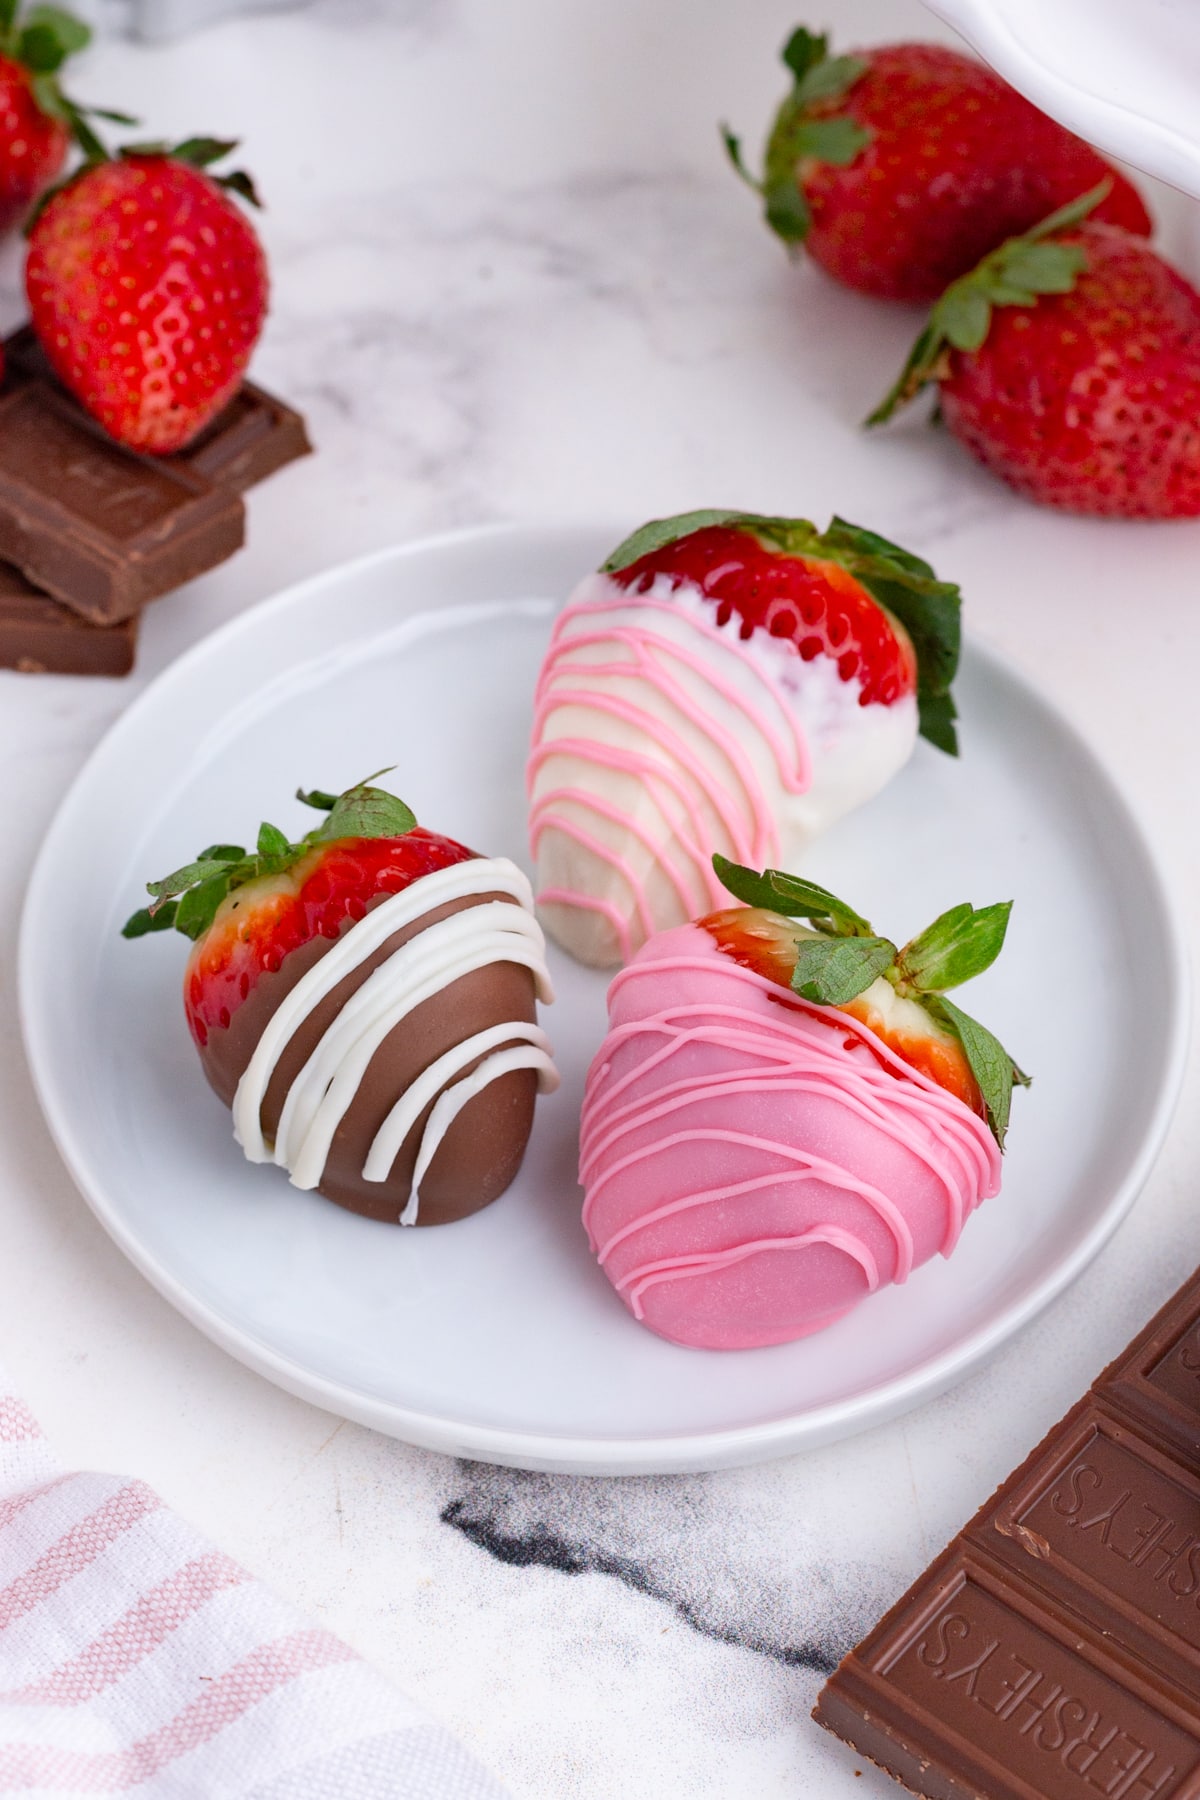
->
[867, 182, 1110, 425]
[713, 854, 1030, 1148]
[30, 130, 261, 226]
[0, 0, 134, 159]
[122, 774, 417, 944]
[722, 26, 869, 247]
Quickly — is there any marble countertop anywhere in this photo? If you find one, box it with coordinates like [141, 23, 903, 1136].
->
[4, 1, 1200, 1794]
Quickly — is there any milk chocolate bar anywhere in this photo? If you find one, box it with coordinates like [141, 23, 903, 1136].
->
[815, 1268, 1200, 1799]
[0, 380, 244, 623]
[177, 381, 312, 492]
[4, 326, 312, 494]
[0, 564, 138, 675]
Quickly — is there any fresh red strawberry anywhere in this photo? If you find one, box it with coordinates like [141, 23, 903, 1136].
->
[0, 2, 108, 234]
[707, 857, 1028, 1147]
[723, 29, 1151, 304]
[0, 60, 64, 232]
[27, 136, 268, 453]
[602, 509, 962, 751]
[870, 190, 1200, 517]
[122, 776, 474, 1049]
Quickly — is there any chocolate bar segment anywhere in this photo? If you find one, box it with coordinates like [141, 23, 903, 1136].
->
[976, 1403, 1200, 1687]
[0, 564, 137, 676]
[4, 325, 312, 494]
[0, 380, 244, 623]
[819, 1548, 1200, 1800]
[178, 381, 312, 492]
[815, 1269, 1200, 1799]
[1096, 1283, 1200, 1467]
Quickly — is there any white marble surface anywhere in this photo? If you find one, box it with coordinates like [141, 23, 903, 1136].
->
[3, 1, 1200, 1794]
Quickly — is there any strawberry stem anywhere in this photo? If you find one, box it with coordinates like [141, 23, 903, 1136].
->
[122, 775, 418, 945]
[867, 180, 1111, 426]
[0, 0, 132, 197]
[296, 788, 338, 813]
[712, 856, 1029, 1148]
[721, 126, 762, 196]
[0, 3, 88, 68]
[26, 128, 263, 232]
[116, 136, 262, 205]
[722, 24, 869, 248]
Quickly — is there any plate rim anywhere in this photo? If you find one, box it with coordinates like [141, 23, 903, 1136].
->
[18, 522, 1192, 1474]
[924, 0, 1200, 197]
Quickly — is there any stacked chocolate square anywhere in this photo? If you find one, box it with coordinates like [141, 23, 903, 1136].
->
[0, 326, 310, 675]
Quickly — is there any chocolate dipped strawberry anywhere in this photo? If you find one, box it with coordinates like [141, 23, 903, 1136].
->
[527, 511, 961, 968]
[580, 857, 1027, 1350]
[123, 775, 558, 1226]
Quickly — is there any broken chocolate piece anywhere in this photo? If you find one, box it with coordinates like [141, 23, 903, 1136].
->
[0, 325, 310, 663]
[1, 323, 44, 387]
[815, 1268, 1200, 1799]
[0, 563, 138, 675]
[3, 325, 312, 494]
[0, 380, 244, 623]
[178, 381, 312, 492]
[1095, 1271, 1200, 1467]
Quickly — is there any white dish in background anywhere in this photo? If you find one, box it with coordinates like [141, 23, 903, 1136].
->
[926, 0, 1200, 199]
[18, 526, 1188, 1474]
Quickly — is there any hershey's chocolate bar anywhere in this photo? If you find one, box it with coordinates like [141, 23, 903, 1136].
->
[815, 1270, 1200, 1799]
[0, 564, 138, 676]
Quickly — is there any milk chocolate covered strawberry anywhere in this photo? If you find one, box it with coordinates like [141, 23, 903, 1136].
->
[580, 858, 1027, 1350]
[528, 511, 960, 968]
[124, 775, 558, 1226]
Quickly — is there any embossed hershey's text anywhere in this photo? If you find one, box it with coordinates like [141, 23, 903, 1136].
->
[881, 1572, 1196, 1799]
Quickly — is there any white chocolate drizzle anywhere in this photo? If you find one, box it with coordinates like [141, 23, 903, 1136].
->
[527, 572, 917, 967]
[231, 857, 558, 1223]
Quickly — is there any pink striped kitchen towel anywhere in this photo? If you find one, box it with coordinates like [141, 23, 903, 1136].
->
[0, 1374, 509, 1797]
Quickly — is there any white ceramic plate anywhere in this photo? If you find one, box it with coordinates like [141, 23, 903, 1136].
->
[19, 525, 1188, 1474]
[925, 0, 1200, 199]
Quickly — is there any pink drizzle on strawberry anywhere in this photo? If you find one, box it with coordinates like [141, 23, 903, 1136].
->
[529, 590, 812, 959]
[580, 924, 999, 1350]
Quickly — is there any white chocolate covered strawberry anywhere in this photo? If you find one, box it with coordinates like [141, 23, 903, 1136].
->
[580, 858, 1027, 1350]
[527, 511, 961, 968]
